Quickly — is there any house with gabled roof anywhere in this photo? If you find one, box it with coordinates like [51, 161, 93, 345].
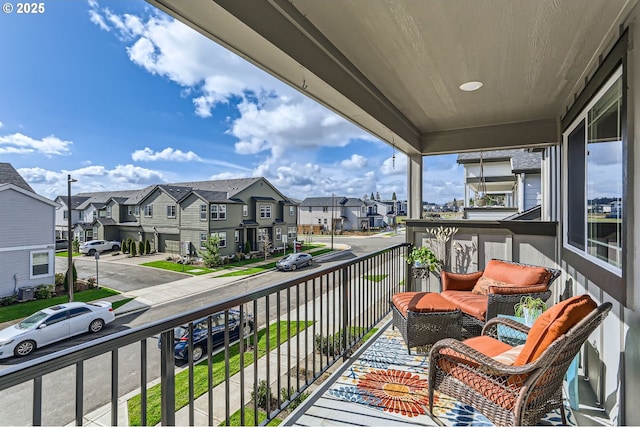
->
[0, 163, 58, 298]
[299, 196, 384, 232]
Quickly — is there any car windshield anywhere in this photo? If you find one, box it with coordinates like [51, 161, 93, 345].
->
[17, 311, 49, 329]
[280, 255, 292, 262]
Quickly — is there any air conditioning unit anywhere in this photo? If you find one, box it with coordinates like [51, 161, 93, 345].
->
[17, 287, 35, 302]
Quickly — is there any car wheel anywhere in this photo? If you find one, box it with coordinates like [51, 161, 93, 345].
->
[291, 264, 297, 271]
[88, 249, 96, 256]
[14, 340, 36, 357]
[89, 319, 104, 333]
[192, 345, 204, 362]
[112, 245, 120, 251]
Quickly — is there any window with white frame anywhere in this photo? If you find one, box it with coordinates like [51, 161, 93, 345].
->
[210, 204, 226, 220]
[127, 206, 133, 215]
[63, 210, 68, 219]
[275, 227, 282, 241]
[216, 231, 227, 248]
[144, 204, 153, 217]
[243, 205, 248, 217]
[134, 205, 140, 216]
[210, 204, 218, 220]
[318, 218, 321, 224]
[257, 228, 269, 241]
[31, 251, 51, 278]
[259, 204, 272, 219]
[167, 205, 176, 218]
[289, 206, 294, 216]
[322, 206, 328, 212]
[200, 204, 207, 221]
[106, 206, 112, 218]
[200, 233, 207, 249]
[288, 227, 296, 238]
[564, 67, 623, 273]
[308, 206, 312, 212]
[235, 230, 239, 242]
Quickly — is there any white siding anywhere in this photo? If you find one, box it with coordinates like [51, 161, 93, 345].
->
[524, 173, 542, 210]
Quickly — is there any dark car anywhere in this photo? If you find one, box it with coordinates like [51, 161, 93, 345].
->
[159, 310, 254, 361]
[55, 239, 68, 250]
[276, 253, 313, 271]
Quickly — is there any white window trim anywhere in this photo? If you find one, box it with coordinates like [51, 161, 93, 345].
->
[30, 250, 53, 279]
[275, 227, 282, 241]
[289, 206, 294, 216]
[243, 205, 248, 217]
[562, 66, 623, 276]
[167, 205, 176, 218]
[200, 233, 207, 249]
[144, 204, 153, 218]
[200, 204, 207, 221]
[216, 231, 227, 248]
[235, 230, 240, 242]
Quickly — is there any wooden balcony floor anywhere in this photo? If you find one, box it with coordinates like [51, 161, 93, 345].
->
[285, 323, 578, 426]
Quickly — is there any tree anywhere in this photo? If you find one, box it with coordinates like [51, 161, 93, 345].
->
[145, 239, 151, 254]
[392, 192, 397, 201]
[262, 234, 272, 261]
[244, 240, 252, 254]
[64, 262, 78, 292]
[200, 235, 221, 268]
[130, 240, 137, 256]
[376, 191, 380, 200]
[370, 192, 375, 200]
[138, 240, 144, 255]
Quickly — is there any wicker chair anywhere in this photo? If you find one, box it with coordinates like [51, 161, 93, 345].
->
[428, 298, 612, 426]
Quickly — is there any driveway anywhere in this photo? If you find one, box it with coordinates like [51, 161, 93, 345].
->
[55, 255, 190, 293]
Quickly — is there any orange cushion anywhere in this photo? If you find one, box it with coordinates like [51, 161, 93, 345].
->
[392, 292, 458, 317]
[483, 259, 552, 286]
[441, 290, 487, 320]
[441, 270, 484, 291]
[514, 294, 597, 365]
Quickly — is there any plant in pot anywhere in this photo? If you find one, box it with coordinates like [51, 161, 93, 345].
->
[405, 246, 440, 272]
[514, 295, 547, 326]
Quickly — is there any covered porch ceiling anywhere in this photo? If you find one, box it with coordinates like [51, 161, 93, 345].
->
[146, 0, 636, 156]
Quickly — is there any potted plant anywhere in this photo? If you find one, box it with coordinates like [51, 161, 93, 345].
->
[405, 246, 440, 271]
[514, 295, 547, 326]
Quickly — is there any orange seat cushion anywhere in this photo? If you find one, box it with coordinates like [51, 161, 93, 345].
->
[514, 294, 597, 365]
[441, 290, 487, 320]
[441, 270, 484, 291]
[483, 259, 552, 286]
[392, 292, 458, 317]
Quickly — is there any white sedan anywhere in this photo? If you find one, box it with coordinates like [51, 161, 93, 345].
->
[79, 240, 121, 256]
[0, 301, 115, 359]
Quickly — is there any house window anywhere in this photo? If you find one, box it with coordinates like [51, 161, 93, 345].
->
[215, 231, 227, 248]
[106, 206, 112, 218]
[144, 204, 153, 217]
[289, 206, 294, 216]
[564, 67, 623, 272]
[243, 205, 248, 217]
[210, 204, 218, 220]
[259, 204, 272, 219]
[235, 230, 240, 242]
[361, 206, 366, 214]
[318, 218, 321, 224]
[134, 205, 140, 216]
[200, 233, 207, 249]
[211, 205, 226, 220]
[167, 205, 176, 218]
[308, 207, 312, 212]
[324, 218, 328, 224]
[63, 210, 68, 219]
[322, 206, 328, 212]
[257, 228, 269, 242]
[200, 204, 207, 221]
[275, 227, 282, 241]
[31, 251, 51, 278]
[287, 227, 296, 238]
[127, 206, 133, 215]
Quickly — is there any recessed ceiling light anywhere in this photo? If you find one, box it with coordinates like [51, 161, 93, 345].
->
[459, 81, 483, 92]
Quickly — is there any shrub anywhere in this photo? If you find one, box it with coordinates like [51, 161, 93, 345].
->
[251, 379, 273, 410]
[145, 239, 151, 254]
[200, 235, 221, 268]
[72, 238, 80, 253]
[87, 277, 97, 288]
[130, 241, 137, 256]
[138, 240, 144, 255]
[35, 284, 55, 300]
[55, 273, 65, 286]
[63, 263, 78, 291]
[315, 331, 346, 356]
[244, 240, 252, 254]
[281, 387, 309, 410]
[0, 294, 17, 306]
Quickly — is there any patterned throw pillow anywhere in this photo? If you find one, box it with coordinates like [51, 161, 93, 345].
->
[472, 276, 507, 295]
[492, 344, 525, 365]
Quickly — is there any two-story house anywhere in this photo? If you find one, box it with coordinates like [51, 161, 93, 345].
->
[0, 163, 58, 298]
[299, 196, 384, 232]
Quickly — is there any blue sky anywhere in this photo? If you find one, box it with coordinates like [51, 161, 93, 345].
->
[0, 0, 464, 203]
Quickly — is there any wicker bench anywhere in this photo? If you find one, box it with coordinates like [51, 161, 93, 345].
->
[391, 292, 462, 354]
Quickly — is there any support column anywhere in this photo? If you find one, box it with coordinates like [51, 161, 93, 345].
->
[407, 154, 423, 292]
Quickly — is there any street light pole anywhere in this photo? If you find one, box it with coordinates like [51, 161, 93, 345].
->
[67, 175, 77, 302]
[331, 193, 334, 250]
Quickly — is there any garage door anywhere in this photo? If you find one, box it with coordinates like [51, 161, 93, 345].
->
[159, 234, 180, 253]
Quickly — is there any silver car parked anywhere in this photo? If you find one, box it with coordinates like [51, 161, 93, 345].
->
[276, 253, 313, 271]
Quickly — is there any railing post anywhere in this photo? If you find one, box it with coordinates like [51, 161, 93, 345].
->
[342, 264, 349, 361]
[160, 329, 175, 426]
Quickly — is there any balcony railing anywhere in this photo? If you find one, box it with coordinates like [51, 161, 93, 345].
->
[0, 243, 408, 426]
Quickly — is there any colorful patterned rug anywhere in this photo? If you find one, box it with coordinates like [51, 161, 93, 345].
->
[296, 328, 575, 426]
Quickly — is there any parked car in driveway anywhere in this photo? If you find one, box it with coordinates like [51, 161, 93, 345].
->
[159, 310, 253, 362]
[276, 253, 313, 271]
[0, 301, 115, 359]
[79, 239, 121, 256]
[55, 239, 68, 250]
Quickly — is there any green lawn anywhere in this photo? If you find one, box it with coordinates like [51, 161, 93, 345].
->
[141, 260, 217, 275]
[222, 406, 282, 426]
[112, 297, 134, 310]
[127, 320, 313, 426]
[363, 274, 388, 282]
[55, 251, 82, 257]
[0, 288, 120, 323]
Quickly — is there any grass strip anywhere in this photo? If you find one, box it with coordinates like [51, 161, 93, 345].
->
[141, 260, 216, 275]
[54, 251, 82, 257]
[363, 274, 388, 282]
[112, 298, 134, 310]
[127, 320, 313, 426]
[221, 407, 282, 426]
[0, 288, 120, 323]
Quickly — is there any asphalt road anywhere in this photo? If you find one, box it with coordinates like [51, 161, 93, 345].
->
[0, 232, 405, 425]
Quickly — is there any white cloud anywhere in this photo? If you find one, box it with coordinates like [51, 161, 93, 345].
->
[0, 132, 72, 156]
[0, 120, 4, 128]
[341, 154, 368, 169]
[380, 153, 407, 176]
[132, 147, 201, 162]
[88, 9, 109, 31]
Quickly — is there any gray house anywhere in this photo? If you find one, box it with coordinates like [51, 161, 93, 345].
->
[0, 163, 58, 298]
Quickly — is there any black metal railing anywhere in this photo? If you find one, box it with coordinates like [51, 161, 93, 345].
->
[0, 243, 408, 426]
